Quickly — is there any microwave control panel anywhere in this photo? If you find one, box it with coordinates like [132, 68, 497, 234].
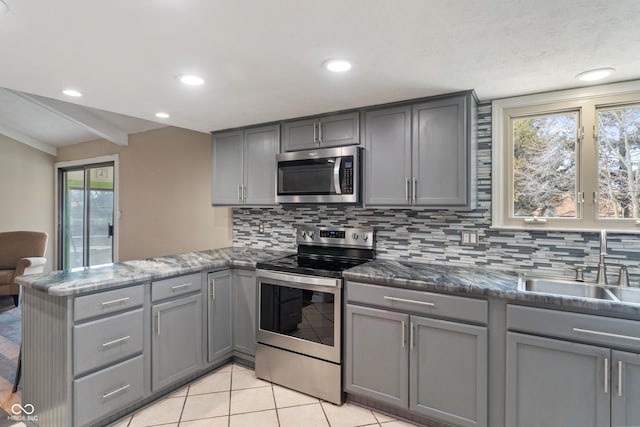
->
[342, 157, 354, 194]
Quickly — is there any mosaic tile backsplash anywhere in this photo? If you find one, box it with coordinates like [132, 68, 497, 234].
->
[233, 102, 640, 283]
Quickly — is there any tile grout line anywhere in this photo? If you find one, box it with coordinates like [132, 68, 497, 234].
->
[176, 384, 190, 425]
[270, 383, 281, 427]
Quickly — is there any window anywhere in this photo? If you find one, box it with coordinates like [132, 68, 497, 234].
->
[492, 81, 640, 232]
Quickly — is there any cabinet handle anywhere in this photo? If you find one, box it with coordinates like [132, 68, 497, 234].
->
[243, 185, 247, 200]
[405, 178, 409, 201]
[210, 280, 215, 300]
[101, 297, 130, 307]
[401, 321, 405, 349]
[156, 312, 161, 337]
[102, 335, 130, 348]
[237, 184, 242, 201]
[102, 384, 130, 400]
[604, 357, 609, 394]
[383, 295, 435, 307]
[172, 283, 191, 290]
[413, 178, 417, 202]
[618, 360, 623, 397]
[572, 328, 640, 342]
[318, 121, 323, 144]
[410, 323, 415, 350]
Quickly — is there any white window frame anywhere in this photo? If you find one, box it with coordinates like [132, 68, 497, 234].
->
[492, 80, 640, 233]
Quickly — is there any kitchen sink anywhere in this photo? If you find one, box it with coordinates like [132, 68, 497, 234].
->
[518, 275, 616, 300]
[607, 287, 640, 303]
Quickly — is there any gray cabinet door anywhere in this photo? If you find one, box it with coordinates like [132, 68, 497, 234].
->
[410, 316, 487, 427]
[319, 112, 360, 148]
[364, 105, 412, 206]
[412, 95, 468, 207]
[244, 125, 280, 206]
[233, 269, 257, 356]
[212, 130, 243, 205]
[506, 332, 610, 427]
[207, 270, 233, 363]
[282, 118, 317, 151]
[612, 350, 640, 427]
[152, 293, 203, 391]
[345, 304, 409, 407]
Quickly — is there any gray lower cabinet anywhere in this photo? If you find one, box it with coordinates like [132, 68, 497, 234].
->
[152, 293, 203, 391]
[282, 112, 360, 151]
[506, 332, 610, 427]
[207, 270, 233, 363]
[233, 269, 257, 356]
[612, 350, 640, 427]
[345, 302, 487, 427]
[212, 124, 279, 206]
[364, 91, 477, 209]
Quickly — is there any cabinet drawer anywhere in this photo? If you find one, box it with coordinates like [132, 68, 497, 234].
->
[74, 284, 144, 322]
[74, 355, 145, 427]
[152, 273, 201, 302]
[74, 308, 144, 376]
[507, 305, 640, 352]
[346, 281, 487, 324]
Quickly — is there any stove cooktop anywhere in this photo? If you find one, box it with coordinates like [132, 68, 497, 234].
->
[256, 254, 371, 279]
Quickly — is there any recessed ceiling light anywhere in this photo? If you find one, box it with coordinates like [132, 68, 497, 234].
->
[155, 112, 170, 119]
[62, 89, 82, 97]
[323, 59, 352, 73]
[576, 67, 615, 82]
[178, 74, 205, 86]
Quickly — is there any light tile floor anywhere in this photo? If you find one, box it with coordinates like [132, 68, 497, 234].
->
[111, 363, 419, 427]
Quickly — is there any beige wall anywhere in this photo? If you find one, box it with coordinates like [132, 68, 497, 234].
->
[57, 127, 232, 261]
[0, 135, 55, 269]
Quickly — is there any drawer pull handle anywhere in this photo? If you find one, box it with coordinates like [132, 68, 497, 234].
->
[383, 296, 435, 307]
[102, 336, 130, 348]
[102, 384, 130, 400]
[171, 283, 191, 290]
[618, 360, 623, 397]
[572, 328, 640, 342]
[101, 297, 130, 307]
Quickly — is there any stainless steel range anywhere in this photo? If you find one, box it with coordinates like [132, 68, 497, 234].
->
[255, 225, 375, 404]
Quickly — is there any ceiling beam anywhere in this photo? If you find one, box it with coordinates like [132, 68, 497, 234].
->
[7, 89, 129, 146]
[0, 120, 57, 156]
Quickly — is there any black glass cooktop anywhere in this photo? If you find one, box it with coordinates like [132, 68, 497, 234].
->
[257, 254, 371, 279]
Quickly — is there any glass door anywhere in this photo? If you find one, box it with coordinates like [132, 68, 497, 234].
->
[59, 163, 115, 269]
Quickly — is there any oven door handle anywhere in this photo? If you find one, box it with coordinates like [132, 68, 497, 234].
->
[333, 157, 342, 195]
[256, 269, 341, 288]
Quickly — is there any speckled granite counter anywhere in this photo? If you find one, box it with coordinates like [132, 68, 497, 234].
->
[16, 247, 293, 297]
[344, 259, 640, 317]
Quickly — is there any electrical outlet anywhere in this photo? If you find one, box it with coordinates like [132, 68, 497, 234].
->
[258, 223, 265, 233]
[460, 230, 478, 246]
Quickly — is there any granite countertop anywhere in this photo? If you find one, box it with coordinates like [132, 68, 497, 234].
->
[16, 247, 293, 297]
[343, 259, 640, 317]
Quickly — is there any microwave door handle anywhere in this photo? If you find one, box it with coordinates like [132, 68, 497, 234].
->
[333, 157, 342, 194]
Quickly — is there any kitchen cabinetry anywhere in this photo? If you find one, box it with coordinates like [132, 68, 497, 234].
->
[233, 269, 257, 357]
[207, 270, 233, 363]
[282, 112, 359, 151]
[151, 274, 203, 391]
[212, 124, 280, 206]
[364, 92, 477, 209]
[506, 305, 640, 427]
[345, 281, 488, 427]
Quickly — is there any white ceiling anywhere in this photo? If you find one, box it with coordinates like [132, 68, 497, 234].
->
[1, 0, 639, 145]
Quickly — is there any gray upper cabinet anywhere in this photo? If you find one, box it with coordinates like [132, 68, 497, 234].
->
[612, 350, 640, 427]
[282, 112, 360, 152]
[410, 316, 487, 427]
[152, 293, 203, 391]
[345, 304, 409, 407]
[364, 92, 477, 209]
[212, 124, 279, 206]
[233, 269, 257, 357]
[364, 105, 412, 206]
[506, 332, 610, 427]
[207, 270, 233, 364]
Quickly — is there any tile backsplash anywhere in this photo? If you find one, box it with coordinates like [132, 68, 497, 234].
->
[233, 102, 640, 282]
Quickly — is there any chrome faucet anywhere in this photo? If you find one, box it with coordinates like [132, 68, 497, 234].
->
[596, 230, 608, 285]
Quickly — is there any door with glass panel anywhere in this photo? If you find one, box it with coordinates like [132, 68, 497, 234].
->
[59, 163, 115, 269]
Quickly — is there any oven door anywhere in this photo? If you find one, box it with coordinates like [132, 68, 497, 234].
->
[256, 270, 342, 363]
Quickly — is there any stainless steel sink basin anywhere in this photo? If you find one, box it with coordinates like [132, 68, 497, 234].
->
[607, 287, 640, 304]
[519, 275, 616, 300]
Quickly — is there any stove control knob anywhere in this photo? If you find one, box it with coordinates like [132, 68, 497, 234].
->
[300, 230, 307, 238]
[307, 231, 314, 239]
[361, 233, 369, 241]
[352, 233, 359, 240]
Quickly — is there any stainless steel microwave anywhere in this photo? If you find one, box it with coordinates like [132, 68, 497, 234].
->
[276, 146, 362, 204]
